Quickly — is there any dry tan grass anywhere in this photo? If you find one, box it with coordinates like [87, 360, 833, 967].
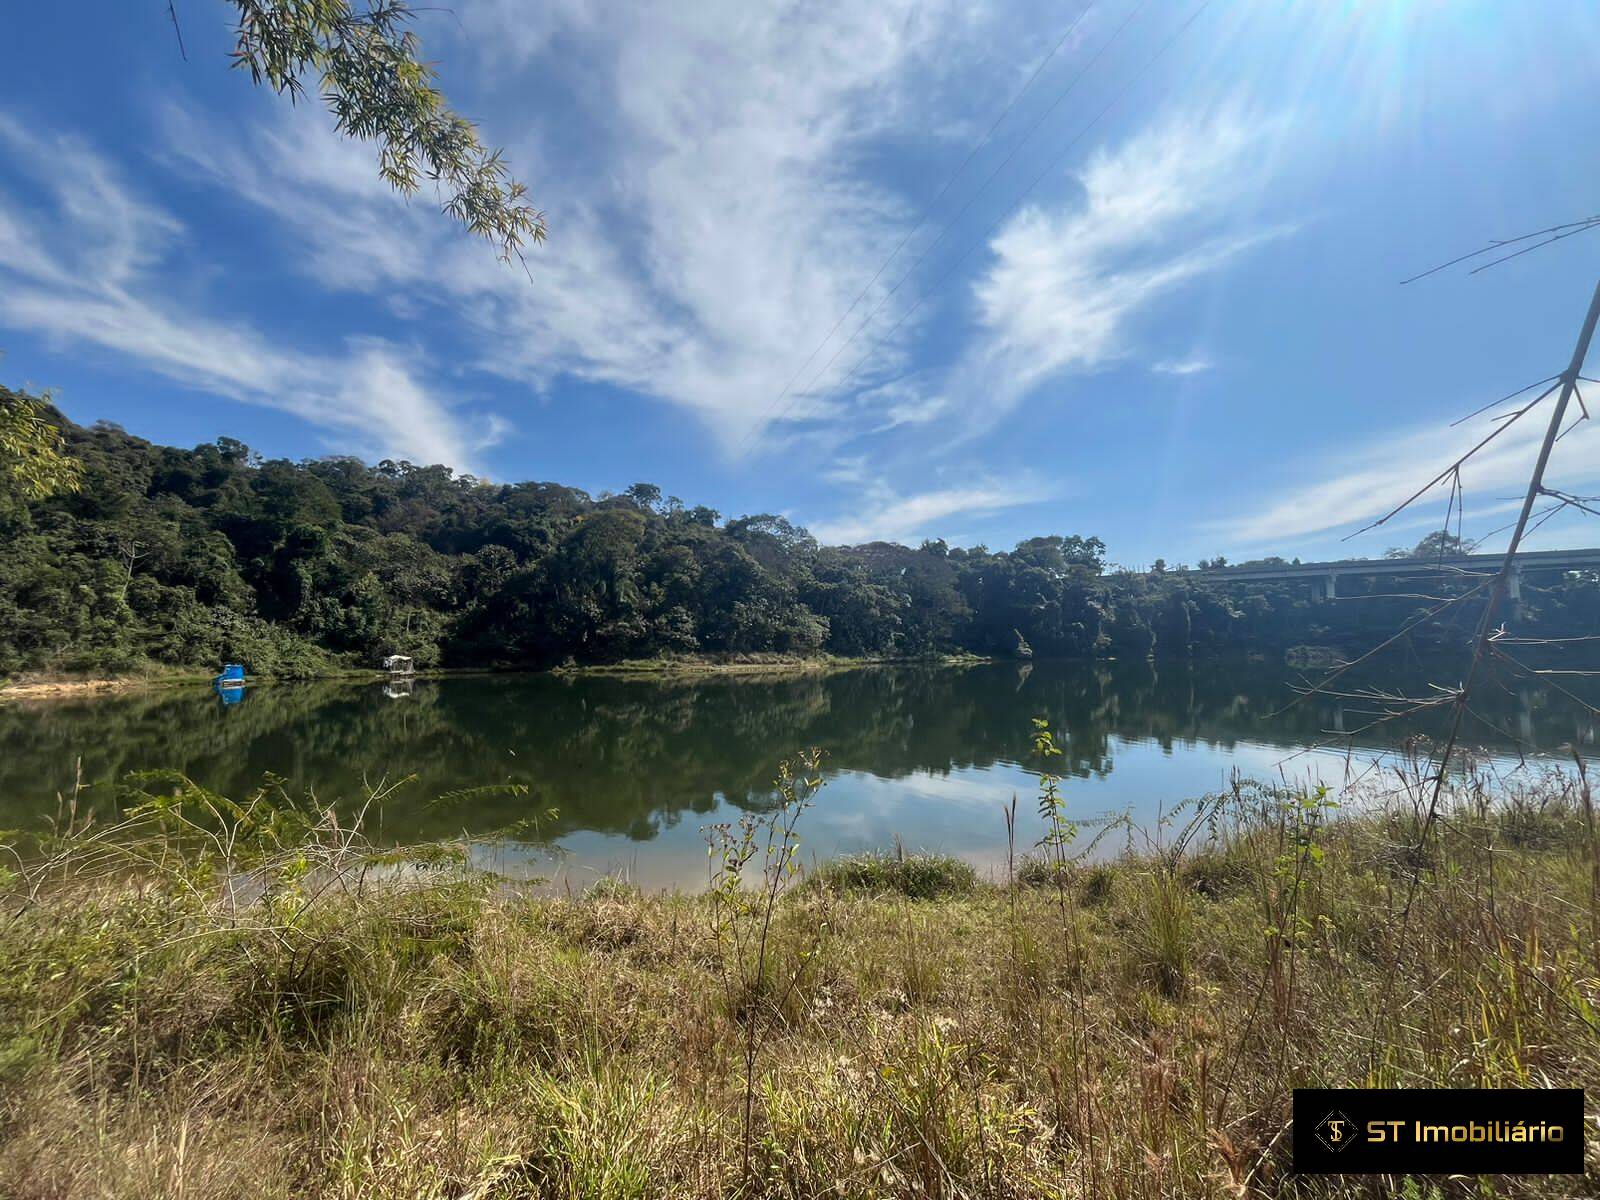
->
[2, 775, 1598, 1198]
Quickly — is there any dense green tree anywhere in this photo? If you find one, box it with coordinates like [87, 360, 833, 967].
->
[1387, 530, 1478, 559]
[1, 397, 1594, 679]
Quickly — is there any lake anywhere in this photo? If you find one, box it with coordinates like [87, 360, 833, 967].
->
[2, 657, 1595, 890]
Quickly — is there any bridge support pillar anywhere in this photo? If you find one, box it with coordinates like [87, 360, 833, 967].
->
[1312, 573, 1338, 601]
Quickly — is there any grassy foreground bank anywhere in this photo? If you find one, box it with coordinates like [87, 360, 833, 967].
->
[1, 763, 1597, 1198]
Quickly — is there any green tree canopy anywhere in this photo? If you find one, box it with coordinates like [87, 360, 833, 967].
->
[224, 0, 544, 262]
[1386, 530, 1478, 560]
[4, 400, 1591, 679]
[0, 390, 82, 500]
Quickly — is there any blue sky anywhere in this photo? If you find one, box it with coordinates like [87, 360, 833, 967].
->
[3, 0, 1600, 566]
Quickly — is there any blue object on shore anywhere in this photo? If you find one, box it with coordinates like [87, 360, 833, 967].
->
[214, 663, 245, 686]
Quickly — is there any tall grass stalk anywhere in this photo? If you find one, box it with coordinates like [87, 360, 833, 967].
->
[704, 748, 825, 1185]
[2, 753, 1597, 1196]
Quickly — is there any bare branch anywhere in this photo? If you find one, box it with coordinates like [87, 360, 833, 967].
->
[1471, 220, 1600, 275]
[1449, 374, 1561, 428]
[168, 1, 189, 59]
[1342, 383, 1558, 541]
[1400, 213, 1600, 285]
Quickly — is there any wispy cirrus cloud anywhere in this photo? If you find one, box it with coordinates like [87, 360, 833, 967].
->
[809, 473, 1058, 546]
[0, 116, 487, 469]
[955, 107, 1287, 414]
[1153, 356, 1216, 376]
[1211, 403, 1600, 550]
[161, 0, 986, 454]
[1, 7, 1302, 541]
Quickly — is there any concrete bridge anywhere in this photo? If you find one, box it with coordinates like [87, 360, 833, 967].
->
[1186, 547, 1600, 604]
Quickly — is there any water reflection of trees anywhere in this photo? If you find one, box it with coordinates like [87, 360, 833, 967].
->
[1, 658, 1594, 843]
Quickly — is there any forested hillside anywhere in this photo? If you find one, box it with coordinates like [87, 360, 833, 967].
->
[2, 395, 1596, 677]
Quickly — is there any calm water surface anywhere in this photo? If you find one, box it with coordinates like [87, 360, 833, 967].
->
[2, 659, 1595, 889]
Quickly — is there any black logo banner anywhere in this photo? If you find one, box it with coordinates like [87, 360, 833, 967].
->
[1293, 1088, 1584, 1174]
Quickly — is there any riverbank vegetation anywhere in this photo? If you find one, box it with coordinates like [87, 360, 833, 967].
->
[4, 398, 1598, 681]
[2, 752, 1596, 1197]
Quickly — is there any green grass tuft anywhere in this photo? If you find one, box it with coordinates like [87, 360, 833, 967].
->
[811, 850, 978, 898]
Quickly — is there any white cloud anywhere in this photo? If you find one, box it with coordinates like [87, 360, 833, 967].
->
[0, 117, 482, 468]
[455, 0, 599, 71]
[0, 117, 181, 289]
[1153, 356, 1216, 376]
[821, 455, 872, 488]
[852, 375, 954, 433]
[809, 474, 1057, 546]
[1211, 401, 1600, 550]
[160, 0, 982, 453]
[1, 13, 1300, 495]
[961, 108, 1285, 411]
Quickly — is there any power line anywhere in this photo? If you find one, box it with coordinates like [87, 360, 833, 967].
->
[736, 0, 1138, 453]
[1470, 218, 1600, 275]
[781, 0, 1216, 425]
[1399, 213, 1600, 286]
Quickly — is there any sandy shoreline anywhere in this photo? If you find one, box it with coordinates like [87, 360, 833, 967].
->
[0, 675, 212, 703]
